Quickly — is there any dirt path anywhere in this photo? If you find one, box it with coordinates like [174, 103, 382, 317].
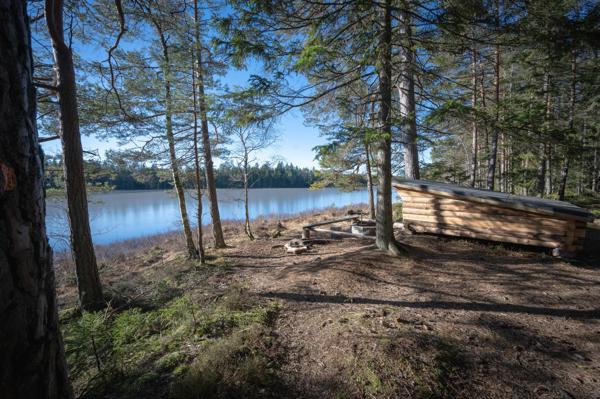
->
[219, 216, 600, 398]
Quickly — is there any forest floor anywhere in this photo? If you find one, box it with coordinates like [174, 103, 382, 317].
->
[55, 207, 600, 399]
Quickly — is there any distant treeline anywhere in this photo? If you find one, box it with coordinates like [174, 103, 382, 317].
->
[44, 155, 316, 190]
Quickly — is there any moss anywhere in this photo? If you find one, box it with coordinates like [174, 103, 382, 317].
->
[171, 325, 279, 399]
[61, 282, 280, 399]
[156, 352, 186, 371]
[355, 364, 384, 396]
[348, 334, 468, 399]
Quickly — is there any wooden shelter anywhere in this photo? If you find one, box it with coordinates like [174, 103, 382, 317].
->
[393, 179, 595, 256]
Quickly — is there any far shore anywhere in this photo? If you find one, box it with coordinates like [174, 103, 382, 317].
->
[52, 204, 369, 258]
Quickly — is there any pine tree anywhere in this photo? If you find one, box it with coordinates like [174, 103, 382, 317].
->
[0, 1, 73, 396]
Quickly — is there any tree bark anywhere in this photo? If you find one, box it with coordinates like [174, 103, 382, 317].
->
[398, 3, 419, 179]
[470, 48, 478, 188]
[194, 0, 226, 248]
[479, 67, 488, 183]
[538, 71, 551, 197]
[191, 52, 205, 263]
[486, 0, 501, 191]
[45, 0, 103, 310]
[558, 51, 577, 201]
[592, 134, 598, 193]
[545, 146, 552, 197]
[157, 27, 198, 259]
[364, 141, 376, 219]
[243, 157, 254, 240]
[0, 1, 73, 396]
[375, 0, 402, 255]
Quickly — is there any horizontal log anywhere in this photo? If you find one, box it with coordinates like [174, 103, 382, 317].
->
[402, 197, 557, 220]
[309, 227, 376, 240]
[303, 215, 361, 229]
[403, 220, 566, 241]
[408, 223, 563, 248]
[401, 207, 569, 229]
[395, 187, 591, 222]
[402, 214, 568, 235]
[401, 200, 533, 217]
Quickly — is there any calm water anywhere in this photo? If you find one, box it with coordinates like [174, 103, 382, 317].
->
[46, 188, 372, 250]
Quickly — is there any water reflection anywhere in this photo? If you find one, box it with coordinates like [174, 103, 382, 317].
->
[46, 188, 373, 249]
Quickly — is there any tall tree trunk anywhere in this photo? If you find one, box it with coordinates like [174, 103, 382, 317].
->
[545, 146, 552, 196]
[398, 3, 419, 179]
[364, 141, 376, 219]
[191, 54, 205, 263]
[375, 0, 402, 255]
[523, 157, 529, 196]
[243, 157, 254, 240]
[479, 68, 488, 183]
[486, 0, 501, 190]
[0, 1, 73, 396]
[157, 29, 198, 259]
[558, 51, 577, 201]
[538, 142, 547, 197]
[45, 0, 103, 310]
[194, 0, 226, 248]
[593, 129, 598, 192]
[470, 48, 478, 187]
[499, 133, 505, 192]
[538, 71, 551, 197]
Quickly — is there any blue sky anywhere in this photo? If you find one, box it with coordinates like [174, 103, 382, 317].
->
[36, 8, 327, 169]
[41, 64, 327, 168]
[41, 109, 326, 168]
[34, 2, 431, 172]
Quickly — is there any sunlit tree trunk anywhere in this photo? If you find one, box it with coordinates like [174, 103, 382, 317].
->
[0, 1, 73, 396]
[558, 51, 577, 201]
[242, 155, 254, 240]
[194, 0, 226, 248]
[486, 0, 501, 190]
[364, 141, 376, 219]
[375, 0, 402, 255]
[479, 67, 489, 183]
[398, 2, 419, 179]
[545, 146, 553, 197]
[592, 131, 598, 192]
[470, 48, 478, 188]
[191, 54, 205, 263]
[45, 0, 103, 310]
[157, 27, 198, 259]
[538, 71, 551, 197]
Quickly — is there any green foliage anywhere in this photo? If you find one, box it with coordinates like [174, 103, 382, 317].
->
[295, 43, 332, 72]
[61, 285, 279, 398]
[45, 154, 316, 190]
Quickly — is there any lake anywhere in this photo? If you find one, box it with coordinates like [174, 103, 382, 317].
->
[46, 188, 374, 250]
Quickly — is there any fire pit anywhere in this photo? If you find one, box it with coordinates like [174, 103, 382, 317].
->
[351, 220, 376, 236]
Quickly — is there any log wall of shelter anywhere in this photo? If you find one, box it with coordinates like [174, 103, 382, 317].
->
[396, 188, 587, 253]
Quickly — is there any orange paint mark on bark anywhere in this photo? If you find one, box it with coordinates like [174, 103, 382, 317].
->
[1, 163, 17, 192]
